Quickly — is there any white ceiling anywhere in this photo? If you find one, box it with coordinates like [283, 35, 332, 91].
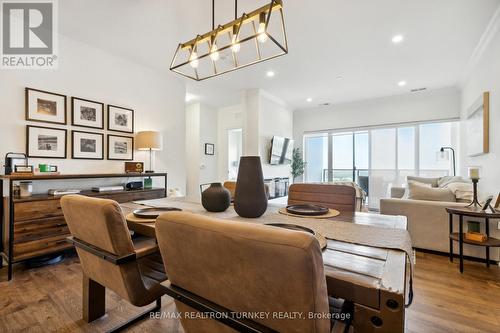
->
[59, 0, 500, 109]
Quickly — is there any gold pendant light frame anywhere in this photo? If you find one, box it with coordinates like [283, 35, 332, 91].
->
[170, 0, 288, 81]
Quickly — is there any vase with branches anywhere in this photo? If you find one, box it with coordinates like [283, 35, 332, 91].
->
[291, 147, 306, 183]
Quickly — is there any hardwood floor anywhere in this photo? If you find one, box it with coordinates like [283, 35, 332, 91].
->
[1, 251, 499, 332]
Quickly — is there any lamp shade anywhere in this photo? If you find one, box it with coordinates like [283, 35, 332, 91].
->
[136, 131, 162, 151]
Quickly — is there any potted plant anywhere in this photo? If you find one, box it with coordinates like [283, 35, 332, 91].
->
[291, 148, 306, 183]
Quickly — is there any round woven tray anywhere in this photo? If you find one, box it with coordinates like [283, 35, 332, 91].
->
[278, 207, 340, 219]
[125, 213, 156, 224]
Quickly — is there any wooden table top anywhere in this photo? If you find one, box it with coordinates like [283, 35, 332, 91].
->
[446, 206, 500, 218]
[121, 199, 410, 313]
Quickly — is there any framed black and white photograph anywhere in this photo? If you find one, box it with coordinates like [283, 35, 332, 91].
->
[107, 134, 134, 160]
[107, 105, 134, 133]
[71, 97, 104, 129]
[25, 88, 67, 125]
[26, 125, 67, 159]
[205, 143, 215, 155]
[72, 130, 104, 160]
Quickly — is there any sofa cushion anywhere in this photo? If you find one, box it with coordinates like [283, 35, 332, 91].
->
[407, 176, 440, 187]
[407, 182, 456, 202]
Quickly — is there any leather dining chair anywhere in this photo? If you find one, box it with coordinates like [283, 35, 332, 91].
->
[155, 211, 351, 333]
[60, 195, 167, 332]
[288, 183, 357, 212]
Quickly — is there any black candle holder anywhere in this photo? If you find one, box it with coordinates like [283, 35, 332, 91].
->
[466, 178, 481, 208]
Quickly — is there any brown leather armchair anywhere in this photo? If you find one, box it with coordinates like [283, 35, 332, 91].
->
[60, 195, 167, 332]
[156, 211, 350, 333]
[288, 183, 357, 212]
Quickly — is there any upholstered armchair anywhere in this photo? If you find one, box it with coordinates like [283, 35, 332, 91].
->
[61, 195, 167, 332]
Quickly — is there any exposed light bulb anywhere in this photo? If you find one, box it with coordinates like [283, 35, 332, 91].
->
[257, 13, 268, 43]
[231, 35, 241, 53]
[257, 23, 268, 43]
[210, 44, 220, 61]
[189, 51, 199, 68]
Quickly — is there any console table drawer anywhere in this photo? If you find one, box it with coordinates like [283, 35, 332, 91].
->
[14, 217, 68, 244]
[14, 199, 63, 221]
[13, 234, 71, 261]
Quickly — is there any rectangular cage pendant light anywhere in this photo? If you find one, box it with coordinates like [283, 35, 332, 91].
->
[170, 0, 288, 81]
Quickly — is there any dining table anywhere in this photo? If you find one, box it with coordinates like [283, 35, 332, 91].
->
[121, 198, 412, 333]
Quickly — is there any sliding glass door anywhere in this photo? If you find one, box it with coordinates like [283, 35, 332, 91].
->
[304, 120, 458, 209]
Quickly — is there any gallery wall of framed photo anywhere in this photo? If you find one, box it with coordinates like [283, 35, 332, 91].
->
[25, 87, 135, 162]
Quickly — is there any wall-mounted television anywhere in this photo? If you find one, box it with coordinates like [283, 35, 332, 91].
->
[269, 136, 294, 165]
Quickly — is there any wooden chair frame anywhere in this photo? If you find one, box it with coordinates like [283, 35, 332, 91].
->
[67, 237, 162, 333]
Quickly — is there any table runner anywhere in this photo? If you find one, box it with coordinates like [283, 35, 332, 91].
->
[132, 198, 414, 306]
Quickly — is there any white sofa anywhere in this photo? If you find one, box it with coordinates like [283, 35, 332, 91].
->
[380, 177, 499, 261]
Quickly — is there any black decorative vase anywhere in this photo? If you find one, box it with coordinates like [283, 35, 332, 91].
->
[201, 183, 231, 212]
[234, 156, 268, 218]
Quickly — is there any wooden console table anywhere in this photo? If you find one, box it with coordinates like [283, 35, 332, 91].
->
[446, 206, 500, 273]
[0, 172, 167, 280]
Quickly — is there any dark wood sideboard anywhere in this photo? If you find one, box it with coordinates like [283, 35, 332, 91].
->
[0, 173, 167, 280]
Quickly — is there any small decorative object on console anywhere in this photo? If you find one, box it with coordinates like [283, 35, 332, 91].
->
[14, 165, 34, 173]
[19, 181, 33, 197]
[465, 232, 487, 243]
[126, 181, 143, 190]
[48, 189, 81, 196]
[467, 167, 481, 208]
[4, 152, 29, 175]
[125, 162, 144, 173]
[91, 186, 125, 192]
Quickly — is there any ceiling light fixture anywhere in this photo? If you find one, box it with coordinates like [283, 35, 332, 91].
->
[266, 70, 275, 77]
[398, 81, 407, 87]
[170, 0, 288, 81]
[392, 34, 404, 44]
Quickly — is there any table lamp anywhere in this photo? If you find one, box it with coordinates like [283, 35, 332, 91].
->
[136, 131, 162, 173]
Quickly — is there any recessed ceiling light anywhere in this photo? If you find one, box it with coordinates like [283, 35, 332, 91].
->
[306, 97, 313, 102]
[392, 34, 404, 44]
[266, 71, 275, 78]
[398, 81, 407, 87]
[336, 75, 344, 80]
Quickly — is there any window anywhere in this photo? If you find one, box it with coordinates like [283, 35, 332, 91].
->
[303, 120, 458, 209]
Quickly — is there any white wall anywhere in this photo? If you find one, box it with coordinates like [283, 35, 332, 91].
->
[185, 103, 201, 200]
[185, 102, 219, 200]
[460, 17, 500, 196]
[258, 91, 294, 179]
[0, 35, 187, 192]
[293, 87, 461, 152]
[217, 104, 244, 180]
[199, 104, 218, 184]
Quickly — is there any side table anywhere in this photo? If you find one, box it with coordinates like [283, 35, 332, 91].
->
[446, 206, 500, 273]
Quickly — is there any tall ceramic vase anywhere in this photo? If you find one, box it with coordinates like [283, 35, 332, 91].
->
[234, 156, 268, 218]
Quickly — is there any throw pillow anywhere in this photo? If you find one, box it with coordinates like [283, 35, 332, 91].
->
[407, 176, 440, 187]
[407, 182, 457, 202]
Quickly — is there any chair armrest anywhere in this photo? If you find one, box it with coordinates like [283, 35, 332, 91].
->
[67, 236, 136, 264]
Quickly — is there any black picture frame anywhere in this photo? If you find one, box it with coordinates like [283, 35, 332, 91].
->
[107, 134, 134, 161]
[107, 105, 134, 134]
[71, 97, 105, 129]
[205, 143, 215, 155]
[25, 87, 67, 125]
[26, 125, 68, 159]
[71, 130, 105, 160]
